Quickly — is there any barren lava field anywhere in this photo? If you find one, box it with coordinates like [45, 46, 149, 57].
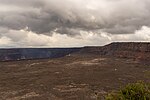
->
[0, 54, 149, 100]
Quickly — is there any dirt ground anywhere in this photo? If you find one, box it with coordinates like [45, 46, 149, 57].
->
[0, 54, 150, 100]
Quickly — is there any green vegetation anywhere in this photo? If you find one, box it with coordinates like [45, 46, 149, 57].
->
[144, 70, 150, 79]
[105, 82, 150, 100]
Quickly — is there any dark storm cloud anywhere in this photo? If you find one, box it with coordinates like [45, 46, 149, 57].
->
[0, 0, 150, 35]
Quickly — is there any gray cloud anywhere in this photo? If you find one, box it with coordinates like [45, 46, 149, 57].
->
[0, 0, 150, 36]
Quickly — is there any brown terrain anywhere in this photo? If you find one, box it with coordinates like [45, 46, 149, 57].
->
[0, 42, 150, 100]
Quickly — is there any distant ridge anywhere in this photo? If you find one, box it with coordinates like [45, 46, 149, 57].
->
[0, 42, 150, 61]
[0, 48, 81, 61]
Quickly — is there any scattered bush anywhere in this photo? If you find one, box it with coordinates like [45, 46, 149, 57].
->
[105, 82, 150, 100]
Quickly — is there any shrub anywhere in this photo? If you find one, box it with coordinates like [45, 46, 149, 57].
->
[105, 82, 150, 100]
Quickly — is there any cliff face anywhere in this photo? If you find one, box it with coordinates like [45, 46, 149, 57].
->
[79, 42, 150, 61]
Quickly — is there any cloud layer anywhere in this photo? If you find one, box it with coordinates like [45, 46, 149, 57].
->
[0, 0, 150, 47]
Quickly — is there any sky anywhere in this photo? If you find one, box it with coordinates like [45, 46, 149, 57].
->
[0, 0, 150, 47]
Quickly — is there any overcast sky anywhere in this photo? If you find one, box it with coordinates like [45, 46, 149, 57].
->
[0, 0, 150, 47]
